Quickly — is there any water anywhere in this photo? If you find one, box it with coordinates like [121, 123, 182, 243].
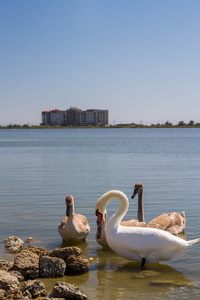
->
[0, 128, 200, 299]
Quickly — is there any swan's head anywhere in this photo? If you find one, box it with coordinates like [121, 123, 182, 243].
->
[65, 195, 74, 216]
[96, 209, 107, 239]
[95, 191, 116, 239]
[96, 209, 107, 226]
[131, 183, 144, 199]
[95, 190, 128, 239]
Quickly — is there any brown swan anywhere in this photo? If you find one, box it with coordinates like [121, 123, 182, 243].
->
[58, 195, 90, 242]
[131, 183, 186, 235]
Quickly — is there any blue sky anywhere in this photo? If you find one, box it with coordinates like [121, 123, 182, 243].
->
[1, 0, 200, 125]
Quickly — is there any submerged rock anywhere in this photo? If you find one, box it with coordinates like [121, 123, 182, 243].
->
[132, 270, 161, 279]
[52, 281, 87, 300]
[150, 280, 193, 287]
[39, 256, 66, 277]
[5, 236, 24, 253]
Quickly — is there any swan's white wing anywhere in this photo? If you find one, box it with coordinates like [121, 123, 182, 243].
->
[117, 226, 188, 249]
[106, 225, 190, 262]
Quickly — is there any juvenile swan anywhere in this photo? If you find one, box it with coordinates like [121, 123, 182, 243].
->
[95, 190, 199, 268]
[131, 183, 186, 235]
[58, 195, 90, 242]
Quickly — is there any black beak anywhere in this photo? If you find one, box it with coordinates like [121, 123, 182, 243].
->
[97, 225, 102, 239]
[95, 209, 103, 239]
[66, 204, 70, 217]
[95, 209, 103, 223]
[131, 188, 138, 199]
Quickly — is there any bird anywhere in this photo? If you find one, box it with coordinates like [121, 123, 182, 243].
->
[95, 190, 199, 268]
[131, 183, 186, 235]
[131, 183, 145, 222]
[95, 209, 109, 247]
[58, 195, 90, 242]
[95, 209, 146, 247]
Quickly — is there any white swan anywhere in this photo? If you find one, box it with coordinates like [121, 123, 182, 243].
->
[95, 209, 146, 247]
[95, 209, 109, 247]
[58, 195, 90, 242]
[131, 183, 186, 235]
[95, 190, 199, 267]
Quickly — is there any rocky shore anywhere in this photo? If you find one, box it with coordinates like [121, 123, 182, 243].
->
[0, 236, 89, 299]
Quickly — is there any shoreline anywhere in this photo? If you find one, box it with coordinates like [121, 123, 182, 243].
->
[1, 125, 200, 129]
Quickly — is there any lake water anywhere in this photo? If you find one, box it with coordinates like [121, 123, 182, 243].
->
[0, 128, 200, 299]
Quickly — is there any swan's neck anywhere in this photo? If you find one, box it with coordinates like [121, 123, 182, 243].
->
[106, 191, 129, 228]
[66, 203, 74, 218]
[137, 191, 144, 222]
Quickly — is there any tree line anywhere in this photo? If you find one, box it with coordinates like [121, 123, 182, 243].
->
[0, 120, 200, 129]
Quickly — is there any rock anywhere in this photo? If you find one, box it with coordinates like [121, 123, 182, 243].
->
[0, 270, 19, 292]
[65, 256, 89, 274]
[23, 279, 47, 298]
[52, 281, 87, 300]
[132, 270, 161, 279]
[39, 256, 66, 277]
[12, 249, 39, 279]
[8, 271, 24, 281]
[150, 280, 191, 287]
[3, 289, 24, 299]
[23, 289, 32, 299]
[5, 236, 24, 253]
[49, 247, 82, 260]
[0, 260, 13, 271]
[26, 237, 36, 243]
[0, 289, 5, 300]
[26, 246, 50, 257]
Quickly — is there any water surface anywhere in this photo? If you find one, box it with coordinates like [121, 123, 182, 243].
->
[0, 128, 200, 299]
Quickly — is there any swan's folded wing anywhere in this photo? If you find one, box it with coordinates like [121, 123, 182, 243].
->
[116, 226, 188, 252]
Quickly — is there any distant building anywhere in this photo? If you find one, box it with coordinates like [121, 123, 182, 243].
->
[97, 110, 109, 126]
[42, 107, 108, 126]
[66, 107, 82, 126]
[42, 111, 51, 125]
[42, 109, 67, 126]
[82, 109, 108, 126]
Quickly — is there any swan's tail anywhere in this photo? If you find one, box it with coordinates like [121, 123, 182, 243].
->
[187, 238, 200, 246]
[181, 211, 185, 219]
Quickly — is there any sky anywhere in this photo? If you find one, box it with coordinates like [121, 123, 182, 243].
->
[1, 0, 200, 126]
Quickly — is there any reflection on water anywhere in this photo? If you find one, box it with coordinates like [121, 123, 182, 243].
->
[177, 232, 186, 240]
[61, 239, 90, 253]
[89, 248, 199, 300]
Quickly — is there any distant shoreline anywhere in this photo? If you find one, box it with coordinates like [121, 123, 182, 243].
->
[1, 124, 200, 129]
